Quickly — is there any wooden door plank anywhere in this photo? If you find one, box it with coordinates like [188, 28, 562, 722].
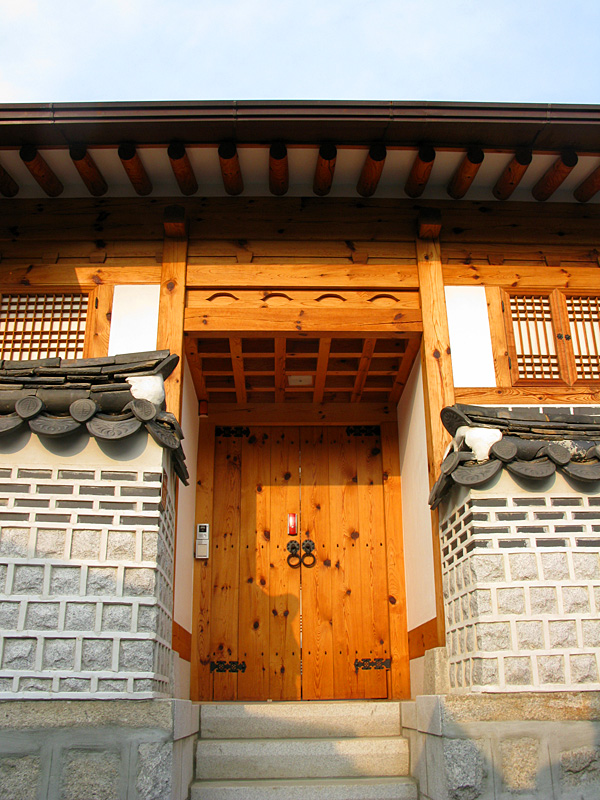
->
[269, 427, 301, 700]
[190, 420, 215, 701]
[380, 422, 410, 699]
[327, 428, 364, 699]
[300, 427, 334, 700]
[209, 434, 242, 700]
[237, 428, 271, 699]
[356, 429, 390, 698]
[229, 337, 248, 403]
[351, 338, 377, 402]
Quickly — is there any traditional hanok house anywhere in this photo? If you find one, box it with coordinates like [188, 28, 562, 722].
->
[0, 100, 599, 799]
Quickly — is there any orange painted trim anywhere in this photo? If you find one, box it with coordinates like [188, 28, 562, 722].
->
[408, 617, 441, 660]
[172, 620, 192, 662]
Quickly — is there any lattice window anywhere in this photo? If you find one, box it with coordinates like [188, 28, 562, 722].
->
[0, 293, 89, 361]
[565, 295, 600, 381]
[508, 294, 560, 381]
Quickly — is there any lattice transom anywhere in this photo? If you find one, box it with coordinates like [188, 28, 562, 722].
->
[566, 295, 600, 381]
[509, 294, 559, 380]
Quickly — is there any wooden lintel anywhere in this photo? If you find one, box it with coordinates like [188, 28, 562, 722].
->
[19, 146, 63, 197]
[69, 145, 108, 197]
[207, 402, 395, 426]
[405, 145, 436, 198]
[532, 149, 578, 202]
[492, 148, 532, 200]
[417, 208, 442, 239]
[229, 336, 248, 403]
[416, 236, 454, 649]
[0, 161, 19, 198]
[156, 236, 188, 416]
[218, 142, 244, 196]
[574, 163, 600, 203]
[351, 338, 376, 402]
[269, 143, 289, 196]
[313, 143, 337, 196]
[163, 205, 187, 238]
[168, 142, 198, 196]
[118, 143, 152, 196]
[447, 147, 484, 200]
[357, 144, 386, 198]
[313, 337, 331, 404]
[274, 337, 286, 402]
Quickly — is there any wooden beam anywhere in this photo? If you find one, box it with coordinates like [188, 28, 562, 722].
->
[156, 236, 188, 417]
[532, 149, 578, 201]
[313, 143, 337, 196]
[69, 145, 108, 197]
[416, 237, 454, 649]
[351, 338, 376, 402]
[574, 163, 600, 203]
[207, 402, 395, 426]
[357, 144, 386, 197]
[168, 142, 198, 196]
[218, 142, 244, 196]
[492, 148, 532, 200]
[447, 147, 484, 199]
[184, 337, 208, 401]
[19, 146, 63, 197]
[417, 208, 442, 240]
[185, 304, 422, 336]
[229, 336, 248, 403]
[0, 161, 19, 198]
[388, 336, 421, 404]
[455, 386, 600, 405]
[274, 337, 286, 401]
[404, 145, 436, 198]
[269, 143, 289, 196]
[313, 337, 331, 403]
[118, 143, 152, 196]
[163, 205, 187, 238]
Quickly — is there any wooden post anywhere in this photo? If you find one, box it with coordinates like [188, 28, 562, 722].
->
[19, 146, 63, 197]
[69, 146, 108, 197]
[83, 284, 114, 358]
[156, 222, 188, 418]
[416, 237, 455, 648]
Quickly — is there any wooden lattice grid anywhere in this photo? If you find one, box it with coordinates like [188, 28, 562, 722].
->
[0, 293, 89, 361]
[565, 295, 600, 381]
[509, 294, 560, 380]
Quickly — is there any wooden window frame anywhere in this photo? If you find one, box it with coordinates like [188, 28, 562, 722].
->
[497, 287, 599, 388]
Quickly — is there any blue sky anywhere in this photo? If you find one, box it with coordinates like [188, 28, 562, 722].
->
[0, 0, 598, 104]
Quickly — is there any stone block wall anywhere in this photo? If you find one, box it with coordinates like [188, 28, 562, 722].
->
[440, 473, 600, 692]
[0, 433, 175, 698]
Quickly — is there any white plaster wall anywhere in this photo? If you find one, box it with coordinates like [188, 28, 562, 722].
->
[174, 359, 199, 636]
[108, 284, 160, 356]
[445, 286, 496, 388]
[397, 357, 437, 631]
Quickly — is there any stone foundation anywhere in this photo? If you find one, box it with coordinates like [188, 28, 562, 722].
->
[0, 430, 175, 698]
[402, 692, 600, 800]
[0, 699, 198, 800]
[439, 472, 600, 692]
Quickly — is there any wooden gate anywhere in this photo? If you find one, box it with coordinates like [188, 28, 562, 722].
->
[194, 423, 407, 701]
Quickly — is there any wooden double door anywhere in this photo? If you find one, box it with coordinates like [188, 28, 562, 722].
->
[198, 423, 407, 701]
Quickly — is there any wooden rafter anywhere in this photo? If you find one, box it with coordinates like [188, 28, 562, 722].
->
[447, 147, 484, 199]
[574, 163, 600, 203]
[357, 144, 386, 197]
[69, 146, 108, 197]
[532, 149, 578, 201]
[492, 148, 532, 200]
[118, 143, 152, 196]
[0, 161, 18, 198]
[351, 338, 376, 402]
[388, 337, 421, 403]
[269, 143, 289, 196]
[168, 142, 198, 196]
[218, 142, 244, 196]
[229, 337, 247, 403]
[274, 337, 286, 401]
[19, 146, 63, 197]
[185, 337, 209, 400]
[405, 146, 436, 198]
[313, 337, 331, 403]
[313, 144, 337, 196]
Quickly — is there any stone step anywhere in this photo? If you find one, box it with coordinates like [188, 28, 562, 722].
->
[191, 777, 418, 800]
[199, 701, 401, 739]
[196, 736, 410, 781]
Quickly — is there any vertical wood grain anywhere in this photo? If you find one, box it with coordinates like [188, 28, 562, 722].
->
[83, 284, 113, 358]
[156, 236, 188, 417]
[485, 286, 512, 386]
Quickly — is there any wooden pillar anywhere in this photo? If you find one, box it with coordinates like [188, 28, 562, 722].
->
[156, 230, 188, 418]
[83, 285, 114, 358]
[416, 237, 455, 647]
